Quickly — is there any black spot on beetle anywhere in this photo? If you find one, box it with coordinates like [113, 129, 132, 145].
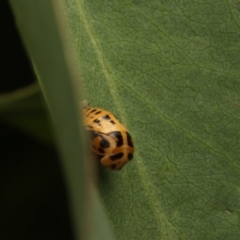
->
[102, 115, 110, 120]
[110, 152, 124, 161]
[110, 120, 115, 124]
[98, 148, 105, 154]
[95, 111, 102, 115]
[90, 109, 97, 113]
[126, 132, 134, 147]
[109, 131, 123, 147]
[100, 136, 110, 148]
[93, 119, 100, 123]
[128, 153, 133, 160]
[87, 110, 97, 117]
[93, 119, 101, 126]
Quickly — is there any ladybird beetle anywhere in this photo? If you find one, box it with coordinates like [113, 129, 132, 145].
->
[82, 102, 134, 170]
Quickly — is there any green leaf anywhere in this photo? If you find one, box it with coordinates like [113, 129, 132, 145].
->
[66, 0, 240, 239]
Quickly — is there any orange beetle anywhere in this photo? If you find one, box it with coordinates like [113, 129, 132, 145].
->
[83, 102, 134, 170]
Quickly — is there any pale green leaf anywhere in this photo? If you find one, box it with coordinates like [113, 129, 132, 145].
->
[9, 0, 115, 239]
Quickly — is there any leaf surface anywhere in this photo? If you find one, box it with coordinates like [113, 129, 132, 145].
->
[66, 0, 240, 239]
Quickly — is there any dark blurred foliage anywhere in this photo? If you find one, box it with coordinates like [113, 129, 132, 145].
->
[0, 1, 73, 239]
[1, 0, 35, 93]
[0, 122, 74, 240]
